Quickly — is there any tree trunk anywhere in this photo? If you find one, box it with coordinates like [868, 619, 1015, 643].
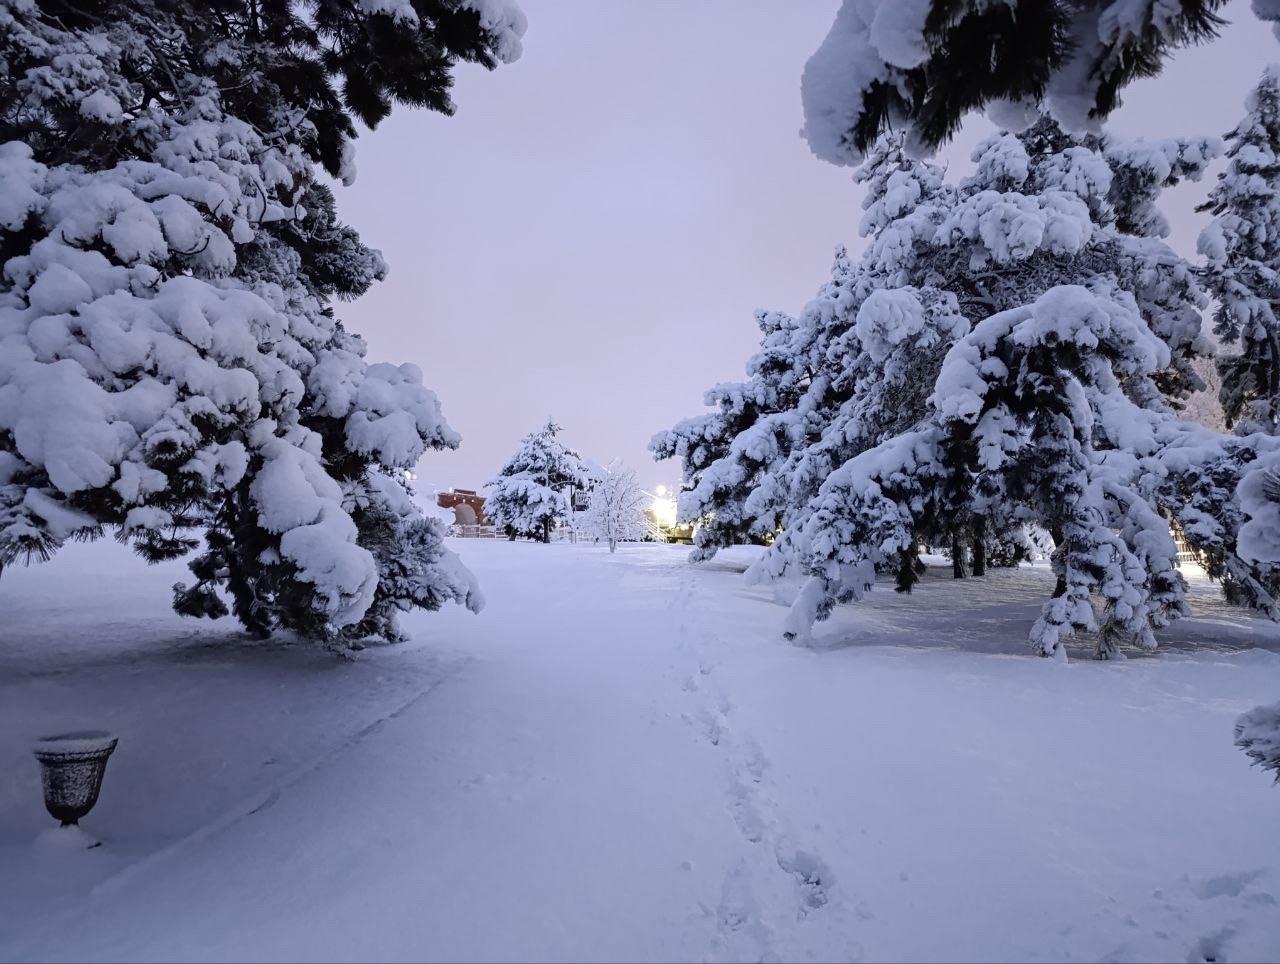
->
[971, 518, 987, 577]
[609, 538, 617, 553]
[951, 530, 968, 579]
[1050, 525, 1067, 597]
[226, 488, 271, 638]
[895, 540, 920, 593]
[1267, 330, 1280, 433]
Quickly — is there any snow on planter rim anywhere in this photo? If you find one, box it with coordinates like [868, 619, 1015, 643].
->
[32, 731, 119, 758]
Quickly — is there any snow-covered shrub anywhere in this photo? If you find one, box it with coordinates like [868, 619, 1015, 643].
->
[1236, 700, 1280, 783]
[486, 419, 593, 543]
[0, 0, 524, 645]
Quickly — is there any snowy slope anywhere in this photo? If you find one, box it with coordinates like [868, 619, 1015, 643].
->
[2, 539, 1279, 962]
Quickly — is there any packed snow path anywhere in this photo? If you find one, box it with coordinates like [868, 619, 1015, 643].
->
[2, 540, 1280, 963]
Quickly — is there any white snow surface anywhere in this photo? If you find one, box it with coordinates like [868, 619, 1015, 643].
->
[2, 539, 1280, 962]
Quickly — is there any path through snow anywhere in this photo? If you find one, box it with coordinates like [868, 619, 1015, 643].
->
[2, 539, 1279, 962]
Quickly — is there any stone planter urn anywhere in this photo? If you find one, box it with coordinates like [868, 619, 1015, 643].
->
[32, 731, 118, 828]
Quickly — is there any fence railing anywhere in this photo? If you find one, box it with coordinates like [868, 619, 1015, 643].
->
[451, 524, 502, 539]
[1170, 524, 1202, 567]
[644, 519, 667, 543]
[448, 522, 672, 544]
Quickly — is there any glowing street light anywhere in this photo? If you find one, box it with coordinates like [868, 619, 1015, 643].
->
[649, 487, 677, 529]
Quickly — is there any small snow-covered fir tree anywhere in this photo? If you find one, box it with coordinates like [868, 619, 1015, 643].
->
[485, 419, 592, 542]
[0, 0, 523, 646]
[579, 461, 648, 552]
[1200, 66, 1280, 435]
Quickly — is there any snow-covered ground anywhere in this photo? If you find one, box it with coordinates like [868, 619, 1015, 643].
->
[2, 538, 1279, 963]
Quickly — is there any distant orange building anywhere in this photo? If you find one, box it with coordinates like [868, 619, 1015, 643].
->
[438, 488, 487, 526]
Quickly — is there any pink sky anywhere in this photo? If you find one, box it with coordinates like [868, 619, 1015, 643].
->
[338, 0, 1276, 492]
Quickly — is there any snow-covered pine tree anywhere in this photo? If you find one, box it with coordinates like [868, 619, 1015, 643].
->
[801, 0, 1228, 165]
[1226, 452, 1280, 785]
[1200, 66, 1280, 436]
[664, 129, 1213, 540]
[0, 0, 523, 645]
[782, 127, 1255, 658]
[662, 119, 1265, 659]
[777, 283, 1199, 657]
[650, 257, 863, 562]
[653, 141, 952, 564]
[845, 135, 1280, 658]
[579, 461, 648, 552]
[485, 419, 592, 543]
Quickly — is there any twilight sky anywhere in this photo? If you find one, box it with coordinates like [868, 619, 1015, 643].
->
[340, 0, 1276, 492]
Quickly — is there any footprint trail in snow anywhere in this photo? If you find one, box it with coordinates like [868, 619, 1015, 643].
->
[668, 574, 861, 964]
